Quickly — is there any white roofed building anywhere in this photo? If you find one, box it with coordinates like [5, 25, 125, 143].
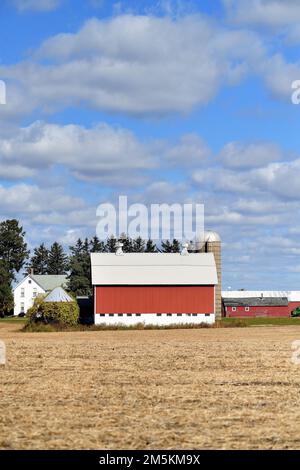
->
[91, 248, 218, 326]
[222, 290, 300, 316]
[14, 274, 68, 316]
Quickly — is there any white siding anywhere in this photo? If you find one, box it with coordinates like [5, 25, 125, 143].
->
[95, 313, 215, 326]
[14, 276, 45, 316]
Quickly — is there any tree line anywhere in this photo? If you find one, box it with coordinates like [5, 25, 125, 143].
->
[0, 220, 181, 315]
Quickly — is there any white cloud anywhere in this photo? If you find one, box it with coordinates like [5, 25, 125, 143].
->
[0, 183, 84, 215]
[254, 160, 300, 199]
[257, 54, 300, 99]
[0, 13, 298, 117]
[164, 134, 210, 167]
[219, 141, 283, 169]
[223, 0, 300, 27]
[0, 15, 267, 118]
[0, 121, 155, 183]
[11, 0, 61, 12]
[194, 158, 300, 201]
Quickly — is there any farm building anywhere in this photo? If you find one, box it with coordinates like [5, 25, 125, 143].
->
[223, 296, 290, 318]
[91, 241, 219, 326]
[14, 274, 68, 316]
[222, 290, 300, 317]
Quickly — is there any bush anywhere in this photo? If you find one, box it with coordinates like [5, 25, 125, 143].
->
[27, 295, 79, 327]
[292, 307, 300, 317]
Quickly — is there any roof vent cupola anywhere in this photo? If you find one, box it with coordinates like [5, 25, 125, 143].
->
[181, 242, 189, 256]
[115, 242, 124, 256]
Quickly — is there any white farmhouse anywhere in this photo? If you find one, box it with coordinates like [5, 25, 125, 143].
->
[13, 274, 68, 316]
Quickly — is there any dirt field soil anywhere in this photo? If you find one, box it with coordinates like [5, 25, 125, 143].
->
[1, 323, 300, 449]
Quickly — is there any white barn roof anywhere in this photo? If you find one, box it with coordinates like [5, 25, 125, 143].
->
[91, 253, 218, 286]
[222, 290, 300, 302]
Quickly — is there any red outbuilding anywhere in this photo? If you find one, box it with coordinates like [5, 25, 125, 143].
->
[223, 297, 290, 318]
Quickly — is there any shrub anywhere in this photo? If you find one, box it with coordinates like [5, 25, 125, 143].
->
[27, 295, 79, 327]
[292, 307, 300, 317]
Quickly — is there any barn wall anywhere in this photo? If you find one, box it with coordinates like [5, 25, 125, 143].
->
[95, 285, 215, 314]
[226, 305, 290, 317]
[288, 301, 300, 315]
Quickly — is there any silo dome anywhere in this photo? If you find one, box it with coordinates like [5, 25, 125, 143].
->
[204, 230, 221, 242]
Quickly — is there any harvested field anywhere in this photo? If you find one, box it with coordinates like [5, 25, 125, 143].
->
[1, 323, 300, 449]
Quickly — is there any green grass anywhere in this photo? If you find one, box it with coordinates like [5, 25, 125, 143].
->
[0, 316, 26, 323]
[10, 316, 300, 332]
[222, 317, 300, 326]
[24, 318, 298, 332]
[22, 321, 218, 333]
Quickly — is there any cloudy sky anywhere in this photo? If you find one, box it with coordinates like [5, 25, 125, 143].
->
[1, 0, 300, 289]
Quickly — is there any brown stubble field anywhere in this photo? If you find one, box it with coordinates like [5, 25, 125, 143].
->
[1, 323, 300, 449]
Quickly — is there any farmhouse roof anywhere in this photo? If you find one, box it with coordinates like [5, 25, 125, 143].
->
[223, 297, 289, 307]
[90, 252, 218, 286]
[31, 275, 68, 292]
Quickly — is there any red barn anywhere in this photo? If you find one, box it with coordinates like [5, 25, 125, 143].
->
[223, 297, 289, 318]
[91, 249, 218, 326]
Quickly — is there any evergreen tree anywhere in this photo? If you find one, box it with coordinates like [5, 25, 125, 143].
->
[27, 243, 49, 274]
[90, 236, 105, 253]
[161, 239, 181, 253]
[119, 233, 133, 253]
[161, 240, 173, 253]
[70, 238, 84, 257]
[68, 238, 91, 296]
[83, 238, 90, 255]
[171, 239, 181, 253]
[47, 242, 69, 275]
[105, 235, 117, 253]
[0, 260, 13, 317]
[132, 236, 145, 252]
[145, 239, 157, 253]
[0, 219, 29, 280]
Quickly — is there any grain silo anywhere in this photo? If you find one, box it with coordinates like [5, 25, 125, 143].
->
[190, 230, 222, 320]
[204, 231, 222, 320]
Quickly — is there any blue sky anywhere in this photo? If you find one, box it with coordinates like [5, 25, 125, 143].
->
[1, 0, 300, 290]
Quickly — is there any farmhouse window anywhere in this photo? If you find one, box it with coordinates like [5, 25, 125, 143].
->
[21, 288, 25, 297]
[232, 307, 236, 312]
[20, 303, 25, 313]
[245, 307, 250, 312]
